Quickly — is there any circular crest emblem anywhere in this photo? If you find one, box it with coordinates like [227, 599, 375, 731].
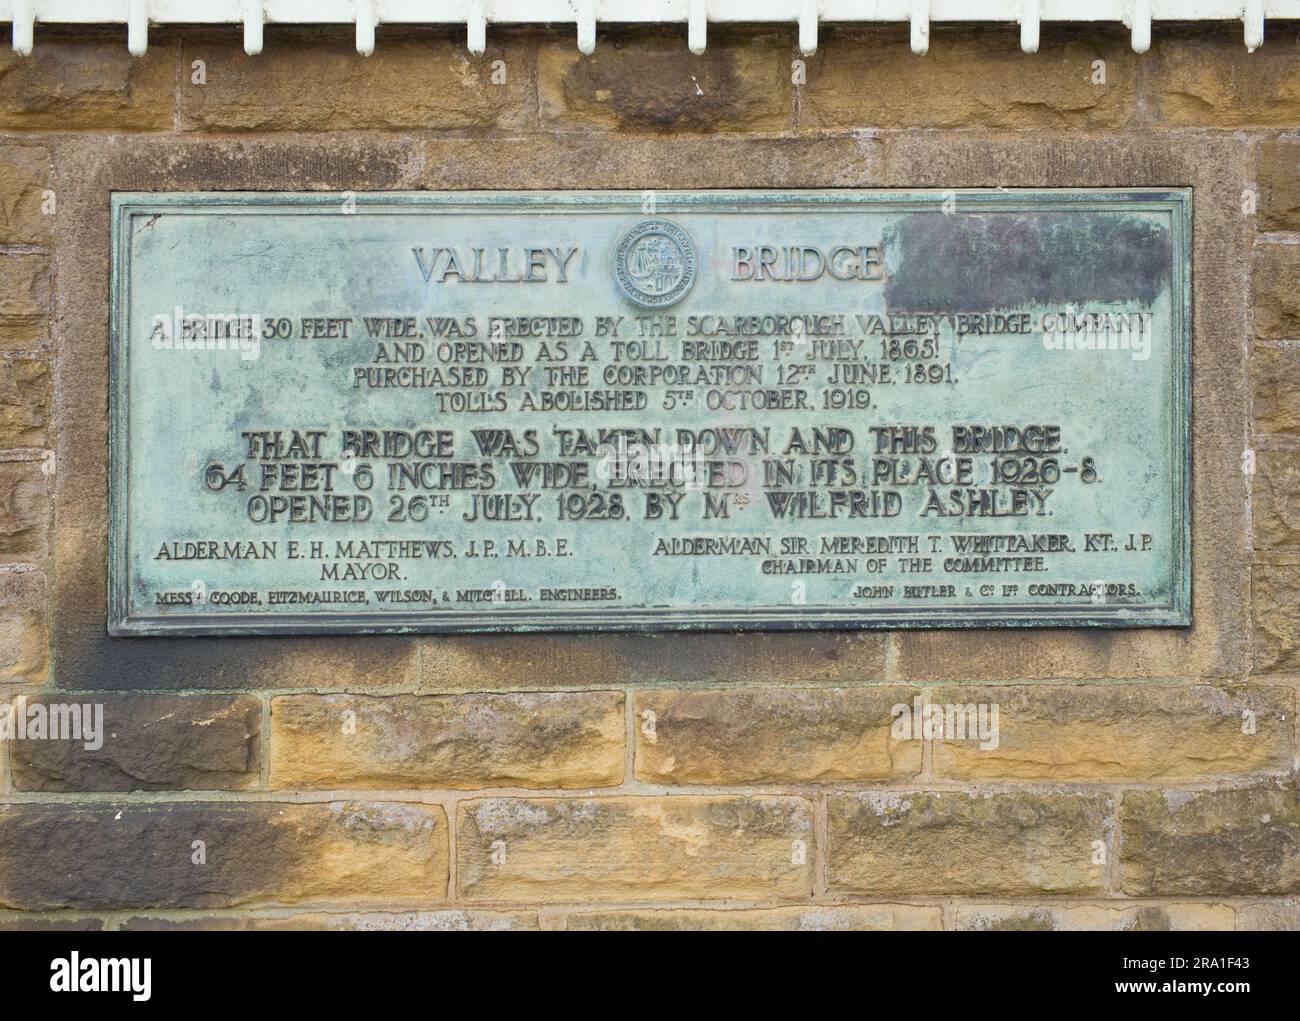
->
[614, 219, 697, 308]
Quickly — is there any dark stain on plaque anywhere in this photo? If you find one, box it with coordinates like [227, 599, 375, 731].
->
[884, 212, 1170, 312]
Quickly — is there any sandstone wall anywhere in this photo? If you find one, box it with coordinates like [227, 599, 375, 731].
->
[0, 23, 1297, 930]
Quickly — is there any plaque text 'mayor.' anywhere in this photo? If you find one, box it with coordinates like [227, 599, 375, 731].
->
[109, 190, 1191, 634]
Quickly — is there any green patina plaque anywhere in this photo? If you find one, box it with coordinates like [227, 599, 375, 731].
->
[109, 189, 1191, 636]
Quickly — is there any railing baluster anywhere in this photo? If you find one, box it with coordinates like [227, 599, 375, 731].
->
[1244, 0, 1265, 51]
[468, 0, 487, 56]
[356, 0, 376, 56]
[798, 0, 818, 56]
[1130, 0, 1151, 53]
[127, 0, 148, 56]
[1020, 0, 1039, 54]
[244, 0, 264, 55]
[910, 0, 929, 55]
[11, 0, 34, 55]
[577, 0, 596, 55]
[689, 0, 707, 55]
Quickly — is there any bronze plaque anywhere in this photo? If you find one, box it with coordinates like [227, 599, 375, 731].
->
[109, 190, 1191, 635]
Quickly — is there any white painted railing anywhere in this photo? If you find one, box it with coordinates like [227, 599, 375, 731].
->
[2, 0, 1293, 58]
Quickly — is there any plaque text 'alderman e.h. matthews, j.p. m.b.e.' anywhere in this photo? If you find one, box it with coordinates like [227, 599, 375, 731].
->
[108, 190, 1191, 635]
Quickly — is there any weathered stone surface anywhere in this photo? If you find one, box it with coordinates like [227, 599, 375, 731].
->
[634, 687, 921, 784]
[1236, 899, 1300, 930]
[1254, 344, 1300, 437]
[0, 35, 173, 130]
[801, 28, 1136, 130]
[1152, 30, 1300, 127]
[270, 691, 624, 790]
[180, 32, 534, 132]
[1254, 449, 1300, 550]
[1254, 243, 1300, 340]
[1252, 557, 1300, 673]
[0, 802, 448, 909]
[537, 30, 790, 132]
[828, 791, 1111, 895]
[0, 144, 51, 244]
[955, 902, 1235, 931]
[421, 631, 886, 690]
[931, 685, 1293, 781]
[63, 131, 881, 194]
[121, 910, 536, 931]
[0, 569, 45, 683]
[56, 633, 425, 693]
[0, 915, 103, 930]
[893, 628, 1243, 683]
[0, 459, 47, 560]
[417, 133, 882, 191]
[0, 359, 48, 444]
[564, 905, 942, 930]
[1121, 783, 1300, 895]
[9, 695, 261, 792]
[1257, 139, 1300, 232]
[104, 135, 423, 192]
[0, 256, 48, 343]
[458, 796, 814, 902]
